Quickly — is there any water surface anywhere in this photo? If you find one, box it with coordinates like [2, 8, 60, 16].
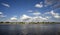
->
[0, 24, 60, 35]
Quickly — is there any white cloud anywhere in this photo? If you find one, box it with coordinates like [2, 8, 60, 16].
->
[54, 15, 60, 18]
[33, 12, 41, 16]
[45, 16, 51, 19]
[20, 14, 32, 22]
[35, 2, 43, 8]
[0, 12, 3, 15]
[30, 16, 50, 22]
[49, 10, 60, 18]
[44, 10, 55, 14]
[0, 15, 6, 18]
[10, 16, 17, 21]
[20, 14, 31, 19]
[20, 14, 51, 22]
[5, 16, 17, 22]
[45, 10, 60, 19]
[39, 16, 50, 20]
[0, 12, 6, 18]
[1, 3, 10, 7]
[28, 10, 33, 12]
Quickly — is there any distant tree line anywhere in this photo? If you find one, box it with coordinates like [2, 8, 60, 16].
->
[0, 22, 60, 24]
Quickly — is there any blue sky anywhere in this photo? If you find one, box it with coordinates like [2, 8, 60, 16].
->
[0, 0, 60, 22]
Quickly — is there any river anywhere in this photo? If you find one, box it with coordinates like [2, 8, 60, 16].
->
[0, 24, 60, 35]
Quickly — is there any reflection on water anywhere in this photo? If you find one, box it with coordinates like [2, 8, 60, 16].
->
[0, 24, 60, 35]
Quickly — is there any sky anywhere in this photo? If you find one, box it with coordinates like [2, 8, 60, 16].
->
[0, 0, 60, 22]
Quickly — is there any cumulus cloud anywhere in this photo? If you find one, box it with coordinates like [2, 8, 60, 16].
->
[20, 14, 31, 19]
[49, 10, 60, 18]
[45, 10, 60, 18]
[28, 10, 33, 12]
[45, 16, 51, 19]
[54, 15, 60, 18]
[33, 12, 41, 16]
[35, 2, 43, 8]
[34, 16, 47, 21]
[20, 14, 32, 22]
[39, 16, 50, 20]
[0, 12, 6, 18]
[1, 3, 10, 7]
[10, 16, 17, 22]
[19, 14, 51, 22]
[44, 10, 54, 14]
[0, 12, 3, 15]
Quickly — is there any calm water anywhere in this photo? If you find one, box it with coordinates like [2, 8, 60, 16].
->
[0, 24, 60, 35]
